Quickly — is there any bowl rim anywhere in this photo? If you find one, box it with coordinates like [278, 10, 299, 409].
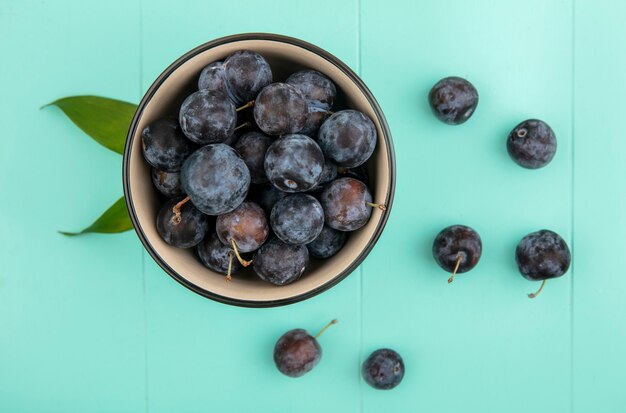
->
[123, 32, 396, 307]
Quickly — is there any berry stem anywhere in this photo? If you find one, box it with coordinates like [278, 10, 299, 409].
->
[528, 279, 547, 299]
[236, 100, 255, 112]
[225, 252, 233, 282]
[448, 255, 463, 284]
[170, 196, 190, 225]
[231, 239, 252, 267]
[366, 201, 387, 211]
[314, 319, 338, 339]
[234, 121, 252, 132]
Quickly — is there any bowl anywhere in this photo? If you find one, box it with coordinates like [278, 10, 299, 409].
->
[123, 33, 395, 307]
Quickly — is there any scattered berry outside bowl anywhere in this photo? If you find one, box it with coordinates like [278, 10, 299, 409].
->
[123, 33, 395, 307]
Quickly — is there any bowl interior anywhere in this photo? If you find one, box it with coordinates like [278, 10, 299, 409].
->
[127, 37, 393, 305]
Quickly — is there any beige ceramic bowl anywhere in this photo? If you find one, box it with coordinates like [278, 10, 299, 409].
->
[123, 33, 395, 307]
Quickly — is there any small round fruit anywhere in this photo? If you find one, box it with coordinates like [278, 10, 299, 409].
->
[179, 90, 236, 145]
[216, 201, 269, 253]
[197, 61, 228, 96]
[253, 83, 308, 136]
[180, 144, 250, 215]
[516, 230, 571, 281]
[271, 194, 324, 245]
[428, 76, 479, 125]
[273, 329, 321, 378]
[320, 177, 374, 231]
[287, 70, 336, 136]
[151, 169, 183, 198]
[307, 225, 347, 259]
[156, 197, 208, 248]
[141, 118, 195, 172]
[318, 110, 377, 168]
[253, 238, 309, 286]
[197, 232, 242, 277]
[507, 119, 557, 169]
[286, 69, 336, 110]
[362, 349, 405, 390]
[234, 131, 273, 184]
[264, 134, 324, 193]
[223, 50, 272, 104]
[432, 225, 482, 282]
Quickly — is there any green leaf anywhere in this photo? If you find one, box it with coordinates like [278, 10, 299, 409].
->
[59, 196, 133, 236]
[43, 96, 137, 155]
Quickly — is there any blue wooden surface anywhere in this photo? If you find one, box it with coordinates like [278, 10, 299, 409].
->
[1, 0, 625, 411]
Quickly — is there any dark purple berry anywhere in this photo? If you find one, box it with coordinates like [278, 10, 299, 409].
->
[286, 70, 336, 110]
[234, 131, 273, 184]
[197, 232, 242, 280]
[253, 83, 308, 136]
[151, 169, 183, 198]
[428, 76, 479, 125]
[516, 230, 571, 298]
[307, 225, 346, 259]
[507, 119, 557, 169]
[216, 201, 268, 253]
[274, 329, 321, 377]
[179, 90, 236, 145]
[273, 319, 337, 378]
[432, 225, 482, 283]
[271, 194, 324, 245]
[181, 144, 250, 215]
[287, 70, 336, 137]
[198, 61, 228, 96]
[320, 177, 381, 231]
[156, 197, 208, 248]
[362, 349, 405, 390]
[264, 134, 324, 193]
[141, 117, 195, 172]
[318, 110, 377, 168]
[253, 237, 309, 286]
[223, 50, 272, 105]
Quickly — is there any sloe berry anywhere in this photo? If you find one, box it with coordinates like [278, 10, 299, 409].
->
[151, 168, 183, 198]
[179, 90, 236, 145]
[181, 144, 250, 215]
[253, 237, 309, 286]
[428, 76, 479, 125]
[318, 110, 377, 168]
[507, 119, 557, 169]
[253, 83, 308, 136]
[156, 197, 208, 248]
[142, 117, 195, 172]
[270, 194, 324, 245]
[264, 134, 324, 192]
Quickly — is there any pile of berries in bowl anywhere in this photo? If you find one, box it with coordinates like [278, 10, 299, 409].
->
[123, 34, 395, 307]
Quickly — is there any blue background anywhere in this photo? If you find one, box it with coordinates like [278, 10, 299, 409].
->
[1, 0, 625, 411]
